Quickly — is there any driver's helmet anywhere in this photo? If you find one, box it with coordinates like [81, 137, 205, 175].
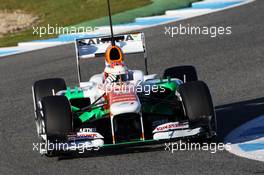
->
[104, 63, 129, 83]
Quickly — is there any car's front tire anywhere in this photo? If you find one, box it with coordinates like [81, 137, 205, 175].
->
[32, 78, 66, 137]
[41, 96, 73, 156]
[179, 81, 217, 137]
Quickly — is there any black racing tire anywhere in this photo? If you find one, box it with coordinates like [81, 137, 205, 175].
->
[33, 78, 66, 105]
[179, 81, 216, 136]
[42, 96, 73, 141]
[32, 78, 66, 137]
[163, 65, 198, 82]
[41, 96, 73, 156]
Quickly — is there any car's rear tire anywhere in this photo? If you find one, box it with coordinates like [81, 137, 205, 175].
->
[179, 81, 216, 137]
[41, 96, 73, 156]
[32, 78, 66, 136]
[163, 65, 198, 82]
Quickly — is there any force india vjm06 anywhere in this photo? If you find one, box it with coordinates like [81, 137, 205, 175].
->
[32, 1, 216, 156]
[32, 32, 217, 156]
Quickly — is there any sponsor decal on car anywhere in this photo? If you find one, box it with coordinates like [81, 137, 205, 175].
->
[67, 130, 103, 141]
[77, 133, 98, 138]
[108, 89, 137, 104]
[84, 34, 136, 45]
[79, 128, 97, 132]
[153, 122, 189, 133]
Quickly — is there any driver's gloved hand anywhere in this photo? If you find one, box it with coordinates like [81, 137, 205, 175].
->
[105, 74, 117, 83]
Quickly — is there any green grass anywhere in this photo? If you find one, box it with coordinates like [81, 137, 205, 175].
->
[73, 0, 199, 28]
[0, 0, 151, 47]
[0, 0, 200, 47]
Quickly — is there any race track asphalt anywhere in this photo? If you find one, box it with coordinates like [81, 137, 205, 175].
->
[1, 0, 264, 174]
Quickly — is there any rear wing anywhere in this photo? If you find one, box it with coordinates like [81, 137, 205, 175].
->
[75, 32, 148, 83]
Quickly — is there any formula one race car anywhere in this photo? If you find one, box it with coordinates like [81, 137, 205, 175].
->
[32, 32, 217, 156]
[32, 2, 216, 156]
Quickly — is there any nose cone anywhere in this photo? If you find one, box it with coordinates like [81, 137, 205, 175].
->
[110, 101, 141, 116]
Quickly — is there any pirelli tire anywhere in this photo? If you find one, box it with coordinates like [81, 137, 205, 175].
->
[32, 78, 66, 137]
[179, 81, 217, 137]
[41, 96, 73, 156]
[33, 78, 66, 105]
[163, 65, 198, 82]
